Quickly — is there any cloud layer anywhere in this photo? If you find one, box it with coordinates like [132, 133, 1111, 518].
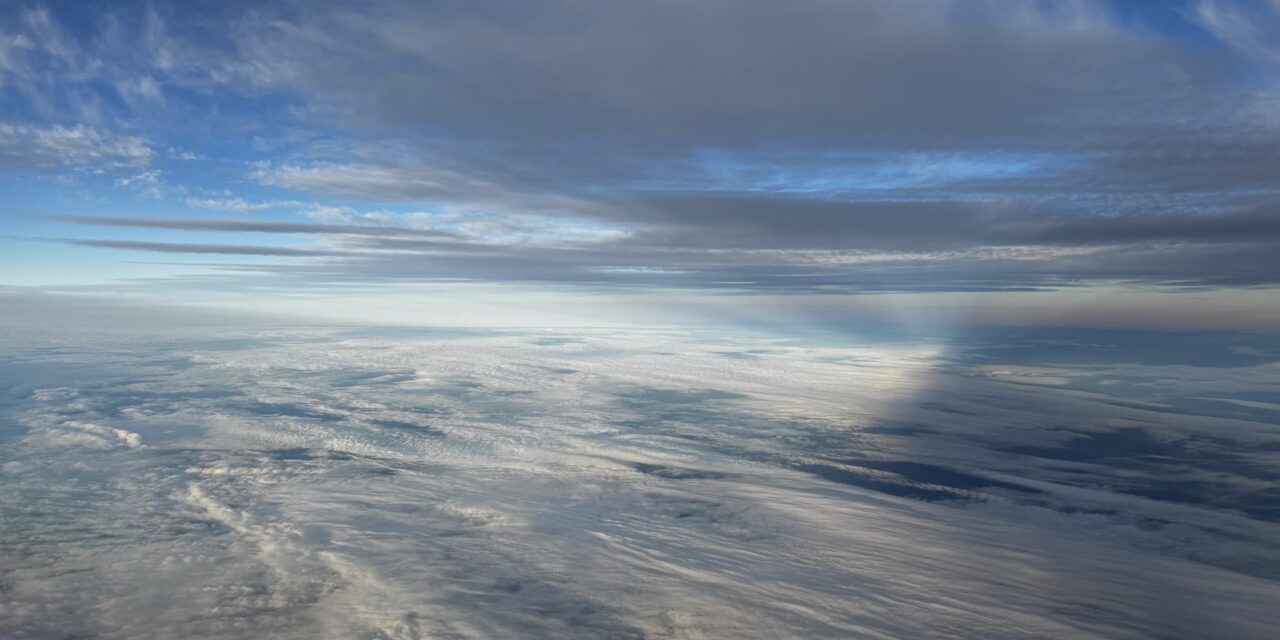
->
[2, 319, 1279, 638]
[5, 0, 1280, 301]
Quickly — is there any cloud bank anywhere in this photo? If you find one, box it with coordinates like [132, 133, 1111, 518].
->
[2, 320, 1279, 638]
[3, 0, 1280, 305]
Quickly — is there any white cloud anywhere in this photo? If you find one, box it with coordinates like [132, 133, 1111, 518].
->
[0, 122, 152, 169]
[1, 319, 1278, 638]
[184, 196, 307, 212]
[1195, 0, 1280, 67]
[254, 161, 501, 203]
[116, 168, 162, 187]
[301, 204, 628, 245]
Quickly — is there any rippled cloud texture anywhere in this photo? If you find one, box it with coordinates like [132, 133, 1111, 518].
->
[3, 305, 1280, 638]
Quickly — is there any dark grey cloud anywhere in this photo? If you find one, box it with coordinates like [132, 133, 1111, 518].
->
[210, 0, 1256, 220]
[1014, 209, 1280, 245]
[226, 0, 1229, 149]
[56, 194, 1280, 291]
[622, 197, 1280, 249]
[203, 0, 1280, 292]
[15, 0, 1280, 296]
[64, 239, 350, 256]
[54, 215, 459, 239]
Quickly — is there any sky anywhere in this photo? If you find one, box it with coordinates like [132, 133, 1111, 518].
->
[3, 0, 1280, 330]
[5, 5, 1280, 637]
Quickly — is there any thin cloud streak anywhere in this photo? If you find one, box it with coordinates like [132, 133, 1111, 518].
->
[53, 216, 461, 239]
[63, 239, 353, 257]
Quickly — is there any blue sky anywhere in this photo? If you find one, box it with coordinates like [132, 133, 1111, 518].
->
[3, 0, 1280, 329]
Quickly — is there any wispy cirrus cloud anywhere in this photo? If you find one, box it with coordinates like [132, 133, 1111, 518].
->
[183, 197, 308, 213]
[0, 122, 152, 169]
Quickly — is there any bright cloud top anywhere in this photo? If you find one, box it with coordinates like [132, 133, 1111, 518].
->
[2, 321, 1279, 638]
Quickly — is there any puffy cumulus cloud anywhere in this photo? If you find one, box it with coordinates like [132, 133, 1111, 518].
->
[1, 319, 1279, 638]
[29, 419, 146, 449]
